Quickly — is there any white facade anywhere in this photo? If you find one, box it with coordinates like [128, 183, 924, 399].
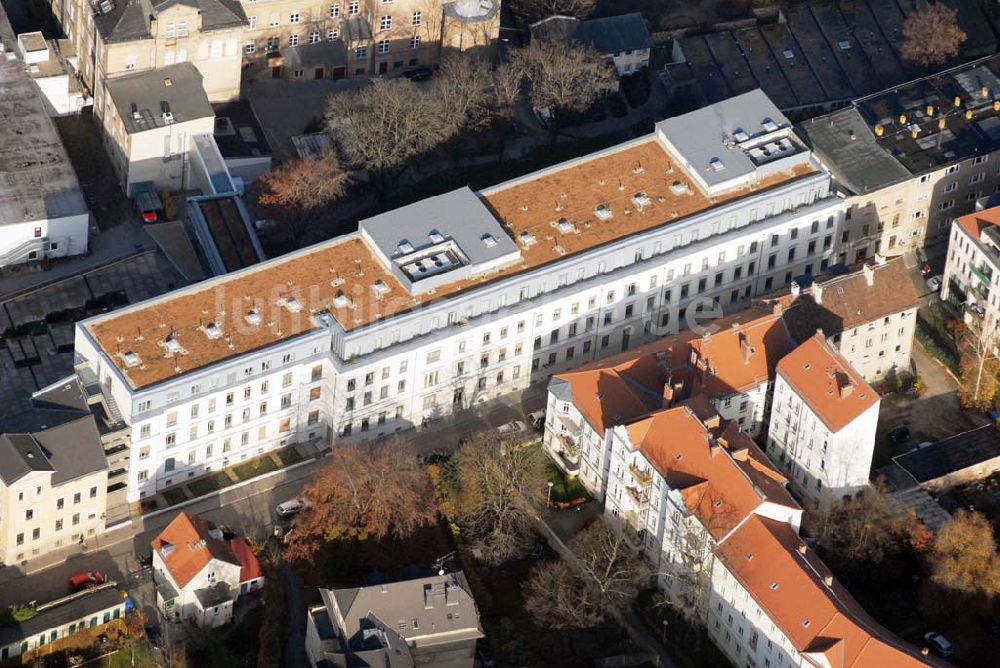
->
[767, 369, 880, 505]
[0, 214, 90, 267]
[153, 547, 242, 627]
[941, 210, 1000, 326]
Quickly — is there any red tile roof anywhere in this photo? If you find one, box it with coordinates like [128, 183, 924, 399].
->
[776, 333, 879, 432]
[626, 403, 797, 539]
[955, 207, 1000, 240]
[229, 537, 264, 584]
[717, 515, 935, 667]
[151, 512, 240, 589]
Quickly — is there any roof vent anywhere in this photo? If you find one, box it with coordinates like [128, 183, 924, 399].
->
[557, 218, 574, 233]
[769, 582, 778, 590]
[481, 233, 497, 248]
[204, 322, 222, 339]
[165, 334, 181, 354]
[594, 204, 612, 220]
[802, 619, 811, 628]
[519, 231, 536, 248]
[709, 158, 725, 172]
[245, 309, 262, 326]
[397, 239, 414, 254]
[333, 291, 352, 308]
[837, 40, 850, 50]
[733, 128, 750, 142]
[428, 230, 445, 244]
[670, 181, 689, 195]
[284, 296, 303, 313]
[163, 77, 173, 87]
[745, 553, 753, 561]
[633, 192, 651, 208]
[372, 280, 390, 297]
[761, 118, 779, 132]
[124, 351, 140, 367]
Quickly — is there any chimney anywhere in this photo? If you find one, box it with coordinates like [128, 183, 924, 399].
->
[739, 332, 752, 365]
[703, 413, 721, 430]
[873, 253, 887, 267]
[772, 301, 783, 316]
[823, 575, 834, 587]
[813, 282, 823, 305]
[862, 262, 875, 287]
[662, 383, 675, 405]
[839, 376, 855, 399]
[790, 281, 801, 298]
[730, 447, 748, 461]
[797, 544, 807, 555]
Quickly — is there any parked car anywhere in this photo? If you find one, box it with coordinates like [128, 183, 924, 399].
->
[921, 262, 933, 277]
[402, 66, 432, 81]
[497, 420, 527, 436]
[923, 631, 954, 658]
[527, 410, 546, 430]
[275, 498, 311, 518]
[926, 275, 943, 292]
[69, 571, 105, 592]
[888, 425, 910, 442]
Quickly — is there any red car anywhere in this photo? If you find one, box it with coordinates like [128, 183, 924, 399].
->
[68, 571, 105, 592]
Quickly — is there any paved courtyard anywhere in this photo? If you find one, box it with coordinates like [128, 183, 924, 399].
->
[0, 251, 184, 417]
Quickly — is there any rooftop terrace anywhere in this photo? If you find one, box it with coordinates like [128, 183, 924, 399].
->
[84, 122, 816, 389]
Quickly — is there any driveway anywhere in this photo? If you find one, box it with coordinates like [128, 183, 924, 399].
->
[875, 343, 989, 469]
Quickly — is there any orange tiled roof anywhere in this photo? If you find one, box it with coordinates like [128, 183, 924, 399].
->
[955, 206, 1000, 240]
[687, 313, 795, 396]
[229, 537, 264, 584]
[776, 333, 879, 432]
[626, 404, 796, 538]
[151, 512, 240, 589]
[717, 515, 933, 667]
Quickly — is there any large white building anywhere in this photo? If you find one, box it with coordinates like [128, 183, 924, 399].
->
[767, 333, 880, 505]
[74, 90, 851, 502]
[0, 4, 89, 268]
[941, 205, 1000, 325]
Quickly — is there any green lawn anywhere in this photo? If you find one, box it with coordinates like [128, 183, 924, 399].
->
[188, 471, 232, 497]
[276, 447, 304, 467]
[100, 640, 158, 667]
[545, 462, 590, 503]
[233, 455, 278, 481]
[162, 487, 188, 506]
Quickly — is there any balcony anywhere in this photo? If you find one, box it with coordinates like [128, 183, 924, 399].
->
[625, 485, 650, 508]
[629, 462, 653, 487]
[972, 263, 994, 287]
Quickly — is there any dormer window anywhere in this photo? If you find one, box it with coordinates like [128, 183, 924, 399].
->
[165, 335, 181, 354]
[285, 297, 303, 313]
[481, 233, 497, 248]
[595, 204, 612, 220]
[205, 322, 222, 339]
[245, 309, 262, 326]
[124, 351, 140, 367]
[372, 280, 390, 297]
[334, 291, 352, 308]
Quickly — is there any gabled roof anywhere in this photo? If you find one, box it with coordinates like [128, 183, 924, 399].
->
[687, 313, 796, 396]
[956, 206, 1000, 240]
[104, 63, 213, 134]
[152, 512, 240, 589]
[716, 515, 933, 667]
[626, 403, 796, 538]
[530, 13, 652, 55]
[767, 258, 921, 339]
[777, 333, 879, 432]
[228, 537, 263, 583]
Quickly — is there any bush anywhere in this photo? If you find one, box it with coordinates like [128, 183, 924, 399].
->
[1, 604, 38, 624]
[916, 314, 960, 374]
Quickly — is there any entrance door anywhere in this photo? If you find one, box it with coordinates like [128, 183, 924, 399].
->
[621, 330, 631, 352]
[332, 66, 345, 80]
[314, 67, 324, 79]
[271, 66, 281, 79]
[453, 389, 463, 406]
[378, 61, 388, 74]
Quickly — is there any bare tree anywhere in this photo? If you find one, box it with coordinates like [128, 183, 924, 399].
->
[432, 54, 494, 129]
[509, 0, 595, 22]
[956, 315, 1000, 411]
[510, 36, 616, 143]
[256, 152, 350, 244]
[901, 3, 966, 68]
[284, 439, 439, 562]
[524, 522, 648, 629]
[808, 485, 907, 565]
[453, 436, 547, 565]
[326, 78, 459, 188]
[929, 509, 1000, 597]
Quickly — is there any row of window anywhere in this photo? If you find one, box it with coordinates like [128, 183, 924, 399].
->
[247, 8, 421, 30]
[15, 511, 94, 546]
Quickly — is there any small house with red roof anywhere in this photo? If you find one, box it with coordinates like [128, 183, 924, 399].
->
[151, 511, 264, 627]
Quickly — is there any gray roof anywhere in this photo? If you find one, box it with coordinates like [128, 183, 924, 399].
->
[320, 572, 483, 666]
[0, 377, 108, 486]
[893, 425, 1000, 485]
[797, 53, 1000, 195]
[105, 63, 214, 134]
[796, 107, 910, 194]
[95, 0, 245, 42]
[358, 187, 521, 295]
[0, 587, 125, 648]
[531, 13, 651, 55]
[655, 89, 798, 189]
[0, 3, 87, 227]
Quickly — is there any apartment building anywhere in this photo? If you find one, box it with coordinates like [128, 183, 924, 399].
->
[74, 90, 850, 502]
[767, 333, 880, 505]
[229, 0, 497, 80]
[764, 257, 921, 382]
[564, 392, 930, 667]
[0, 4, 89, 268]
[151, 512, 263, 626]
[798, 53, 1000, 262]
[941, 206, 1000, 324]
[305, 572, 483, 668]
[529, 13, 652, 77]
[48, 0, 246, 104]
[0, 378, 109, 565]
[100, 63, 216, 194]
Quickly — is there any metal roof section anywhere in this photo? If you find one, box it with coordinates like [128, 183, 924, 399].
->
[656, 89, 809, 194]
[359, 187, 522, 296]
